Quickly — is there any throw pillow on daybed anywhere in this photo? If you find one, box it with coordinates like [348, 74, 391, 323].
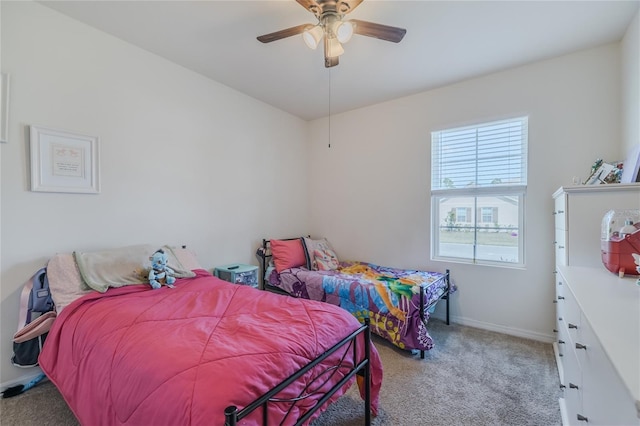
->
[303, 237, 339, 271]
[270, 238, 307, 273]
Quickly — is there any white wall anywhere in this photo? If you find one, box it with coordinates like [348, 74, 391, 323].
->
[621, 10, 639, 159]
[308, 43, 624, 341]
[0, 2, 309, 385]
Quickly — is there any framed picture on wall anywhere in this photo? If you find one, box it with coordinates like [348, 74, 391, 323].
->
[29, 125, 101, 193]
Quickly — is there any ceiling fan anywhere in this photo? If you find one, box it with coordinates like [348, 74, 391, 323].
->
[257, 0, 406, 68]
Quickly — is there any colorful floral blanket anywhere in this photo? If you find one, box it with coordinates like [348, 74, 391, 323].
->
[267, 261, 454, 352]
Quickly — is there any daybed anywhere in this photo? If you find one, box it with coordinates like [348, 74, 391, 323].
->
[259, 237, 454, 359]
[37, 244, 383, 425]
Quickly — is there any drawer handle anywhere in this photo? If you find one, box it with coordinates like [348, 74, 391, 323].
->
[558, 245, 565, 249]
[553, 329, 558, 333]
[568, 323, 578, 329]
[558, 340, 565, 344]
[575, 343, 587, 350]
[557, 296, 565, 300]
[559, 384, 566, 389]
[569, 383, 579, 390]
[577, 414, 588, 422]
[557, 210, 565, 214]
[553, 300, 557, 304]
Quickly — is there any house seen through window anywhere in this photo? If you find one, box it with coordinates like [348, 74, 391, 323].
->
[431, 117, 528, 266]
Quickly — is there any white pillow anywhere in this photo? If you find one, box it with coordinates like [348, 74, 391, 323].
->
[47, 253, 93, 313]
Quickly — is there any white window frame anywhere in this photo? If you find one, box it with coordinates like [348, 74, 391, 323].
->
[430, 117, 527, 268]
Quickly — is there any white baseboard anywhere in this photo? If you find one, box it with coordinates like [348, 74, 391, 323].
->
[432, 313, 556, 343]
[0, 369, 43, 392]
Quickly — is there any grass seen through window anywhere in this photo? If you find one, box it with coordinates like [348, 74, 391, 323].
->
[439, 227, 519, 247]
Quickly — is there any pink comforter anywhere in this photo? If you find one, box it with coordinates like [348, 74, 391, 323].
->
[39, 270, 382, 425]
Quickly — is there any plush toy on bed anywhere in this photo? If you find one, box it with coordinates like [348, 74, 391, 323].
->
[148, 249, 176, 289]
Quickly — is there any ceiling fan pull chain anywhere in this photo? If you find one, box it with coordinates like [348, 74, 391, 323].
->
[328, 67, 332, 148]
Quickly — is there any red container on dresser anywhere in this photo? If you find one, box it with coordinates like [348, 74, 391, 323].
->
[601, 209, 640, 276]
[601, 227, 640, 276]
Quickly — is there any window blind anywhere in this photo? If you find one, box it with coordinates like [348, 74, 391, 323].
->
[431, 117, 528, 190]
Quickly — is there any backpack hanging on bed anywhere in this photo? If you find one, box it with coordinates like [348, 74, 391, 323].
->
[11, 267, 56, 368]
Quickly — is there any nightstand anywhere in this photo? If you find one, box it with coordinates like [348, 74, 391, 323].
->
[214, 264, 259, 288]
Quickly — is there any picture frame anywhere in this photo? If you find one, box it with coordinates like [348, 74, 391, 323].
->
[620, 145, 640, 183]
[1, 73, 9, 143]
[585, 162, 616, 185]
[30, 125, 100, 193]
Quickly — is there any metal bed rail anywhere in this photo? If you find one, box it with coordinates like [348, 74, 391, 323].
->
[418, 268, 451, 359]
[224, 319, 372, 426]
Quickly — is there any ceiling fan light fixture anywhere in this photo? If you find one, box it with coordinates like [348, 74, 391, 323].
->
[258, 0, 407, 68]
[335, 20, 354, 44]
[302, 24, 324, 50]
[326, 37, 345, 57]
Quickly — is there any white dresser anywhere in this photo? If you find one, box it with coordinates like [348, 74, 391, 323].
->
[555, 266, 639, 425]
[553, 183, 640, 267]
[552, 184, 640, 425]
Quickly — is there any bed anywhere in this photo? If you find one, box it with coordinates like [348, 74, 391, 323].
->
[37, 244, 383, 425]
[259, 237, 455, 359]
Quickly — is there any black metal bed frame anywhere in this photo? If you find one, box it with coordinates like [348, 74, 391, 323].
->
[224, 319, 372, 426]
[258, 238, 451, 360]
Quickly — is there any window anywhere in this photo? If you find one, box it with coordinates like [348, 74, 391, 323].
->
[480, 207, 497, 224]
[431, 117, 527, 266]
[456, 207, 470, 223]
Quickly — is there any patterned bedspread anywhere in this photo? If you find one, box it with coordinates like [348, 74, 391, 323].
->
[267, 261, 454, 352]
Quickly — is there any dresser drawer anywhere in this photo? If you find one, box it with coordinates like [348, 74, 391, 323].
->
[557, 322, 569, 359]
[576, 319, 639, 425]
[554, 195, 567, 231]
[555, 229, 567, 266]
[555, 276, 565, 324]
[562, 341, 583, 425]
[559, 278, 581, 333]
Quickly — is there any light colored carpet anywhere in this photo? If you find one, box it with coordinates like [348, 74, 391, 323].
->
[1, 320, 561, 425]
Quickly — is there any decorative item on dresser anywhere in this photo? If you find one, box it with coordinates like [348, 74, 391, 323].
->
[552, 183, 640, 425]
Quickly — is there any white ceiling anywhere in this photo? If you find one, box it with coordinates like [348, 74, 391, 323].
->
[41, 0, 639, 121]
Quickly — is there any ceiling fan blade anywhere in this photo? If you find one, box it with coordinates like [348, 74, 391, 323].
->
[337, 0, 364, 14]
[296, 0, 321, 17]
[351, 19, 406, 43]
[257, 24, 312, 43]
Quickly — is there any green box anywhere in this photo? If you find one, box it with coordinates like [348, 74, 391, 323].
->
[214, 264, 258, 288]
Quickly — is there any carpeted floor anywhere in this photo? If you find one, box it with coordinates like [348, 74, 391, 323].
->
[1, 320, 561, 425]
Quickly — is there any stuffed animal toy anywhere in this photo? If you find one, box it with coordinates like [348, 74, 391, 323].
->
[148, 249, 176, 289]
